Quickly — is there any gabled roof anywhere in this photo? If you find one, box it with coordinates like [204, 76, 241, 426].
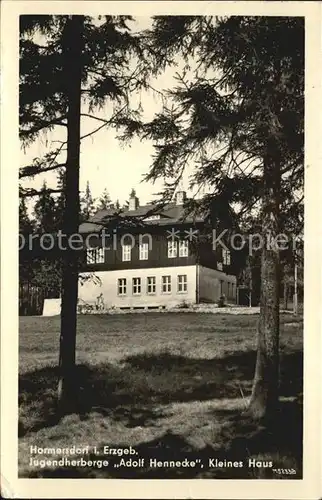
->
[79, 202, 205, 233]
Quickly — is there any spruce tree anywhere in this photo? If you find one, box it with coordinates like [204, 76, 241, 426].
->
[55, 168, 66, 229]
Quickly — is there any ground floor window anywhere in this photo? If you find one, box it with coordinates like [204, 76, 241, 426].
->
[117, 278, 127, 295]
[147, 276, 156, 294]
[132, 277, 141, 295]
[162, 275, 171, 293]
[177, 274, 188, 293]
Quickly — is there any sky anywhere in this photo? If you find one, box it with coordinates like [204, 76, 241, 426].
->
[20, 16, 204, 209]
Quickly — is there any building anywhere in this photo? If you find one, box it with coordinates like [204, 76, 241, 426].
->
[78, 191, 237, 311]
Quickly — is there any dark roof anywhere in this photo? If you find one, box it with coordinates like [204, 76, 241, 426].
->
[79, 202, 205, 233]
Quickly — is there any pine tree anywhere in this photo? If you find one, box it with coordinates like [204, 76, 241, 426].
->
[80, 181, 96, 220]
[19, 14, 152, 413]
[97, 187, 112, 211]
[56, 15, 83, 410]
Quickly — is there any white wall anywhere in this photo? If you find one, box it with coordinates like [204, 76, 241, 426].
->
[198, 265, 237, 304]
[78, 265, 197, 308]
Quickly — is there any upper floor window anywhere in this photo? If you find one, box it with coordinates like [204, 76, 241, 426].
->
[117, 278, 127, 296]
[147, 276, 156, 294]
[162, 275, 171, 293]
[139, 242, 149, 260]
[122, 244, 131, 262]
[167, 240, 177, 258]
[132, 277, 141, 295]
[86, 247, 104, 264]
[177, 274, 188, 293]
[179, 240, 189, 257]
[223, 249, 231, 266]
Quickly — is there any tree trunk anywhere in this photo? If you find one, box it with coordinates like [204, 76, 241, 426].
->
[247, 154, 280, 421]
[57, 16, 84, 414]
[283, 279, 288, 310]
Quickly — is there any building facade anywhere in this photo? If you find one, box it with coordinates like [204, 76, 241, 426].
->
[78, 191, 237, 310]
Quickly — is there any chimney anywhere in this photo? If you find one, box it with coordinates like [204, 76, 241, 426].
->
[129, 192, 139, 211]
[175, 190, 186, 205]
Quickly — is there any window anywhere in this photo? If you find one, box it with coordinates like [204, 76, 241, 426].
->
[86, 247, 105, 264]
[147, 276, 156, 294]
[117, 278, 127, 296]
[162, 275, 171, 293]
[168, 240, 177, 258]
[179, 240, 189, 257]
[177, 274, 188, 293]
[132, 277, 141, 295]
[122, 244, 131, 262]
[223, 249, 231, 266]
[139, 242, 149, 260]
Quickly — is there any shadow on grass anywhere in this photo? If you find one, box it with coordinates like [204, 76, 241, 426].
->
[19, 349, 303, 438]
[25, 399, 302, 479]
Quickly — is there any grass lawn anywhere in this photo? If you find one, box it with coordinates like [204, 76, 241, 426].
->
[19, 312, 303, 479]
